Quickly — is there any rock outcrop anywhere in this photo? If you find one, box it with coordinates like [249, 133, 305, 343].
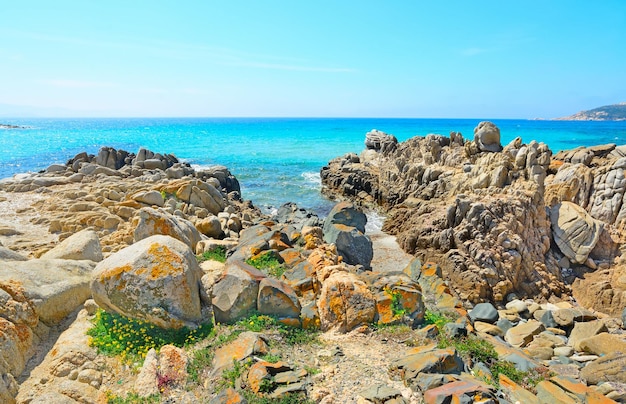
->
[321, 123, 626, 313]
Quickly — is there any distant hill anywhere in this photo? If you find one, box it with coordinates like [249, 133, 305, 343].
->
[555, 103, 626, 121]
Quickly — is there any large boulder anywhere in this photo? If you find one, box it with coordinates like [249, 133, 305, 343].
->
[318, 271, 376, 332]
[133, 207, 203, 251]
[41, 229, 103, 262]
[0, 259, 95, 403]
[473, 121, 502, 152]
[90, 235, 204, 329]
[323, 202, 373, 269]
[211, 260, 266, 324]
[257, 278, 301, 320]
[550, 201, 602, 264]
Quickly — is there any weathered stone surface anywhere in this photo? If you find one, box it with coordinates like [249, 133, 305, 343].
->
[504, 320, 545, 348]
[0, 246, 27, 261]
[132, 190, 164, 207]
[579, 333, 626, 356]
[391, 347, 464, 381]
[550, 201, 603, 264]
[423, 378, 496, 404]
[0, 259, 95, 326]
[212, 260, 265, 324]
[209, 388, 247, 404]
[41, 229, 103, 262]
[318, 271, 376, 332]
[579, 352, 626, 385]
[91, 235, 203, 329]
[498, 373, 540, 403]
[196, 216, 223, 238]
[468, 302, 499, 324]
[212, 332, 268, 375]
[359, 384, 406, 404]
[257, 277, 301, 319]
[133, 207, 202, 251]
[473, 121, 502, 152]
[549, 375, 618, 403]
[323, 202, 372, 269]
[568, 320, 608, 350]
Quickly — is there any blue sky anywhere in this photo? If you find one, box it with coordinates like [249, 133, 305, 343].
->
[1, 1, 625, 118]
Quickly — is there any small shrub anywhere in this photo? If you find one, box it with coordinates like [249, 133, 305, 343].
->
[242, 391, 315, 404]
[304, 365, 321, 375]
[384, 288, 407, 318]
[218, 359, 248, 391]
[87, 309, 213, 364]
[197, 246, 227, 263]
[238, 313, 278, 332]
[452, 335, 498, 365]
[261, 353, 281, 363]
[246, 254, 286, 278]
[424, 310, 456, 331]
[105, 391, 160, 404]
[188, 347, 213, 383]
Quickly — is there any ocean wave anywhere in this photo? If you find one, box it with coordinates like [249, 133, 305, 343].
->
[365, 211, 385, 232]
[301, 171, 321, 185]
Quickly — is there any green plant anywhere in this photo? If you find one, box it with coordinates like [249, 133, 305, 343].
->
[105, 391, 161, 404]
[490, 362, 552, 392]
[278, 324, 319, 345]
[188, 346, 213, 383]
[246, 254, 286, 278]
[87, 309, 213, 364]
[238, 313, 278, 332]
[197, 246, 227, 263]
[304, 365, 320, 375]
[452, 335, 498, 365]
[424, 310, 456, 331]
[217, 359, 248, 391]
[261, 353, 281, 363]
[242, 391, 315, 404]
[385, 288, 407, 317]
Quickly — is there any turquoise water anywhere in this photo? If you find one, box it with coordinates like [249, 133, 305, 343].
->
[2, 118, 626, 215]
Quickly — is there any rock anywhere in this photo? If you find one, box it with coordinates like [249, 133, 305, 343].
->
[132, 190, 164, 207]
[0, 259, 95, 326]
[365, 129, 398, 154]
[468, 303, 499, 324]
[133, 207, 202, 251]
[134, 349, 159, 397]
[211, 332, 268, 375]
[90, 235, 204, 329]
[318, 271, 376, 332]
[359, 384, 406, 404]
[41, 229, 103, 262]
[0, 246, 27, 261]
[209, 388, 247, 404]
[550, 202, 603, 264]
[391, 347, 465, 381]
[196, 216, 223, 238]
[323, 202, 373, 269]
[623, 307, 626, 329]
[423, 378, 496, 404]
[212, 260, 266, 324]
[273, 202, 321, 229]
[498, 373, 540, 404]
[568, 320, 608, 350]
[257, 277, 301, 319]
[548, 376, 617, 403]
[504, 320, 545, 348]
[473, 121, 502, 152]
[579, 352, 626, 385]
[579, 333, 626, 356]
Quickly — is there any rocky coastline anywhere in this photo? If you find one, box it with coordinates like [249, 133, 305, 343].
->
[0, 125, 625, 403]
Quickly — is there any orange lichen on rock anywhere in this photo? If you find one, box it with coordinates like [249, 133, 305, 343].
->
[146, 243, 184, 280]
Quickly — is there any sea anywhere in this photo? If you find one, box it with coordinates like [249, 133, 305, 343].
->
[2, 118, 626, 217]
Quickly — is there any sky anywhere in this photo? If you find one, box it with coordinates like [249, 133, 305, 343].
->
[1, 1, 625, 118]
